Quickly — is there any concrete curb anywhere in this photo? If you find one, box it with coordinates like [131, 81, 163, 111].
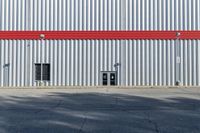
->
[0, 86, 199, 89]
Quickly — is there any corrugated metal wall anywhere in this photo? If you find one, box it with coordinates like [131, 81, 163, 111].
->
[1, 0, 200, 30]
[0, 40, 200, 87]
[0, 0, 200, 86]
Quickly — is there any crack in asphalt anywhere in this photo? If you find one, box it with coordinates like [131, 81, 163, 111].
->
[8, 99, 64, 133]
[77, 113, 87, 133]
[34, 99, 63, 114]
[145, 112, 160, 133]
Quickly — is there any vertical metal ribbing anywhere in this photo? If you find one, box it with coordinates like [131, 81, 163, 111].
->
[193, 40, 197, 85]
[25, 0, 31, 86]
[0, 39, 200, 87]
[2, 0, 200, 31]
[0, 40, 2, 86]
[40, 40, 43, 84]
[175, 33, 181, 85]
[0, 1, 2, 30]
[198, 40, 200, 85]
[0, 0, 200, 87]
[120, 0, 126, 86]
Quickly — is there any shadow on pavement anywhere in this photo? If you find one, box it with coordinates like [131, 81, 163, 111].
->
[0, 92, 199, 133]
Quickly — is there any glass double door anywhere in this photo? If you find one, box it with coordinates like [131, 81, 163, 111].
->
[101, 71, 117, 86]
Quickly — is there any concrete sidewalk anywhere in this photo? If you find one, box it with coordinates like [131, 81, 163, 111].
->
[0, 87, 199, 133]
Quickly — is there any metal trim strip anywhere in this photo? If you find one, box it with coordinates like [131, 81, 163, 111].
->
[0, 31, 200, 40]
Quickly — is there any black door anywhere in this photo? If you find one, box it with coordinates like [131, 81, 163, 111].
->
[102, 73, 108, 86]
[110, 73, 116, 85]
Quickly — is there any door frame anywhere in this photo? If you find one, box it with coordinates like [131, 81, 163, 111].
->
[100, 71, 117, 86]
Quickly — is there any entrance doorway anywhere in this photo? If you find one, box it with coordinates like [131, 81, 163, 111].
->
[101, 71, 117, 86]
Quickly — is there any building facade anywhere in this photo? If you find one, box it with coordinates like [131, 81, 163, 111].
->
[0, 0, 200, 87]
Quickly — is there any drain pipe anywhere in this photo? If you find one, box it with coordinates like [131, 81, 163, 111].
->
[176, 32, 181, 86]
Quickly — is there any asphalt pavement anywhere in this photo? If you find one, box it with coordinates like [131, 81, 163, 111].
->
[0, 87, 199, 133]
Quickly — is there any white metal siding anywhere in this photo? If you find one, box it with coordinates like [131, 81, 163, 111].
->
[0, 40, 200, 87]
[1, 0, 200, 31]
[0, 0, 200, 86]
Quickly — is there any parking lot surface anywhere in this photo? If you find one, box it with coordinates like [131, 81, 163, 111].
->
[0, 87, 199, 133]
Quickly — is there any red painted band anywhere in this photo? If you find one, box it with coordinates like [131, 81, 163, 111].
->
[0, 31, 200, 40]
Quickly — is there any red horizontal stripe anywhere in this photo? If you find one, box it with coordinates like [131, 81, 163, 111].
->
[0, 31, 200, 40]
